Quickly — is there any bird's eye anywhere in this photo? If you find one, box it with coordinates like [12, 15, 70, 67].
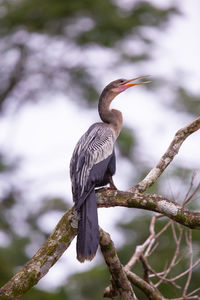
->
[119, 80, 124, 83]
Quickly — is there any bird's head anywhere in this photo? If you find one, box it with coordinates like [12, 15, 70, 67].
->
[109, 76, 151, 94]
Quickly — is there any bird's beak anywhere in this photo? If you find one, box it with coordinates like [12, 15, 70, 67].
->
[121, 76, 151, 87]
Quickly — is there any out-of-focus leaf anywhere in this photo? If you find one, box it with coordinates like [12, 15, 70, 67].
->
[117, 127, 136, 158]
[175, 87, 200, 116]
[0, 0, 179, 110]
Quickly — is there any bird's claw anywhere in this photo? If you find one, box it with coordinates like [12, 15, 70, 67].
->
[107, 185, 118, 191]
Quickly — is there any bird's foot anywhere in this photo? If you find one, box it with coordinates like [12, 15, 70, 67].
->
[95, 185, 117, 193]
[108, 176, 118, 190]
[107, 184, 118, 190]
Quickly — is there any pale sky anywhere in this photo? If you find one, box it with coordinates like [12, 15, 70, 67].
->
[0, 0, 200, 290]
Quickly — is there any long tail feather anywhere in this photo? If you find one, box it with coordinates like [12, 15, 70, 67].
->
[77, 189, 99, 262]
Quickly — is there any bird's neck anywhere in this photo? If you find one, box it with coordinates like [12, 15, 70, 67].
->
[98, 93, 123, 138]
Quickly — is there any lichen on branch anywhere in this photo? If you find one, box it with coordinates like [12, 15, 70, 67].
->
[0, 115, 200, 299]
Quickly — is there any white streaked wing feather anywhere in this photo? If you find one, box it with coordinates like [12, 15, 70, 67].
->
[70, 123, 115, 197]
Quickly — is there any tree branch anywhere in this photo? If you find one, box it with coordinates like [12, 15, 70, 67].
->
[125, 214, 159, 271]
[0, 115, 199, 298]
[99, 228, 136, 300]
[97, 190, 200, 229]
[100, 227, 164, 300]
[1, 189, 200, 298]
[0, 208, 77, 299]
[129, 116, 200, 193]
[126, 270, 165, 300]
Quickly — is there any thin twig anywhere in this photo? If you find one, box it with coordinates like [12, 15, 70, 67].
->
[183, 230, 193, 296]
[125, 214, 167, 271]
[145, 218, 171, 258]
[155, 223, 183, 287]
[168, 258, 200, 282]
[129, 116, 200, 193]
[140, 255, 150, 283]
[186, 286, 200, 298]
[1, 115, 200, 299]
[184, 180, 200, 207]
[126, 270, 165, 300]
[183, 172, 197, 206]
[141, 256, 181, 290]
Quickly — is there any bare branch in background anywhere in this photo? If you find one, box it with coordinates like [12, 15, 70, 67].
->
[183, 230, 193, 297]
[183, 173, 200, 207]
[0, 44, 28, 110]
[0, 115, 200, 298]
[130, 116, 200, 193]
[125, 214, 168, 271]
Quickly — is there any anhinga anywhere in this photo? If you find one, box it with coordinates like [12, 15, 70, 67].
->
[70, 76, 149, 262]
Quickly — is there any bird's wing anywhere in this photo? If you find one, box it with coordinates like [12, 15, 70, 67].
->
[70, 123, 115, 205]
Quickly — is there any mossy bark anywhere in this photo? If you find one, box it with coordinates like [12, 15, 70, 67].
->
[0, 208, 77, 299]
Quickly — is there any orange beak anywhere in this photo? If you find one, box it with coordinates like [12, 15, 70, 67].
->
[121, 75, 151, 87]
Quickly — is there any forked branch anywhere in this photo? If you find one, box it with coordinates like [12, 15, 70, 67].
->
[130, 116, 200, 193]
[0, 116, 199, 298]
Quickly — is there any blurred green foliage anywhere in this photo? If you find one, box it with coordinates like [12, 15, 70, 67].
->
[67, 266, 111, 300]
[174, 87, 200, 116]
[118, 127, 136, 158]
[67, 216, 200, 299]
[0, 0, 178, 111]
[1, 0, 177, 39]
[0, 0, 199, 299]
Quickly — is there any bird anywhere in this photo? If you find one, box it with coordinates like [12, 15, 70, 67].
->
[70, 76, 150, 262]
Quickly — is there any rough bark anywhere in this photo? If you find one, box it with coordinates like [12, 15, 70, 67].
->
[99, 228, 136, 300]
[0, 116, 199, 298]
[0, 208, 77, 299]
[97, 190, 200, 229]
[130, 116, 200, 193]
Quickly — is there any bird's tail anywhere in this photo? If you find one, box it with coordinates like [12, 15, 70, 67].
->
[76, 189, 99, 262]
